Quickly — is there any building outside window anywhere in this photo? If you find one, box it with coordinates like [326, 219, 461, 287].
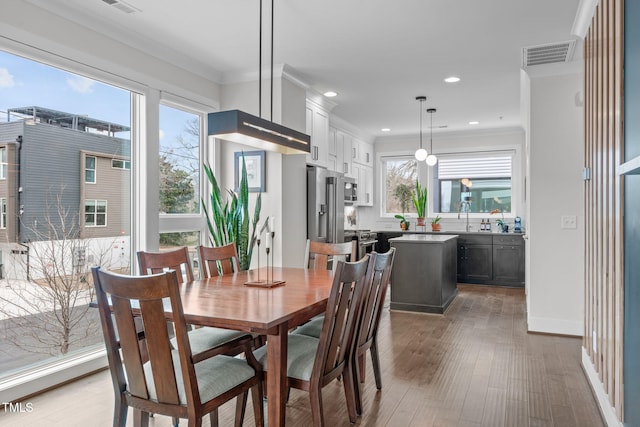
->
[84, 199, 107, 226]
[85, 155, 96, 183]
[433, 152, 514, 214]
[111, 158, 130, 169]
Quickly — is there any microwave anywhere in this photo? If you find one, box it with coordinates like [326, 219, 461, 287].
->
[344, 178, 357, 204]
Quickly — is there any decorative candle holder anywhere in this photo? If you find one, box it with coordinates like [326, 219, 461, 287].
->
[245, 219, 285, 288]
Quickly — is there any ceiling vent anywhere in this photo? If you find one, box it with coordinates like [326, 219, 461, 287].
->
[101, 0, 140, 14]
[522, 40, 576, 67]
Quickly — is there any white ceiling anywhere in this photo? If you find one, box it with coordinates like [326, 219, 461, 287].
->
[25, 0, 582, 139]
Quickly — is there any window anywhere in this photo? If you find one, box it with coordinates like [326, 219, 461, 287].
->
[381, 156, 417, 215]
[159, 104, 201, 214]
[111, 158, 130, 169]
[1, 198, 6, 228]
[84, 200, 107, 226]
[85, 155, 96, 183]
[434, 153, 513, 214]
[0, 147, 6, 179]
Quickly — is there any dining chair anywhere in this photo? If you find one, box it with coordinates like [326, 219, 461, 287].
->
[351, 248, 395, 414]
[253, 255, 371, 426]
[304, 239, 357, 270]
[294, 239, 358, 338]
[92, 267, 264, 427]
[137, 248, 253, 358]
[197, 243, 239, 278]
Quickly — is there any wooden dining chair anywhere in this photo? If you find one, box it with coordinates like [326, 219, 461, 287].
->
[137, 247, 253, 358]
[92, 267, 264, 427]
[197, 243, 239, 278]
[253, 255, 371, 426]
[351, 248, 395, 414]
[304, 239, 357, 270]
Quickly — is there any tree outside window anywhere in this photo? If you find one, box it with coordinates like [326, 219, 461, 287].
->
[382, 156, 417, 215]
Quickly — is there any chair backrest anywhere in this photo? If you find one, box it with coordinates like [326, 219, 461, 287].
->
[197, 243, 239, 278]
[92, 267, 201, 408]
[357, 248, 396, 350]
[137, 247, 194, 284]
[304, 239, 357, 270]
[313, 255, 370, 383]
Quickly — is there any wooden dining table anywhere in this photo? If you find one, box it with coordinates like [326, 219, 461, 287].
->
[177, 266, 334, 427]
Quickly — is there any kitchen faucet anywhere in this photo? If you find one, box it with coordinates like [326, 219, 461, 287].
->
[457, 198, 472, 232]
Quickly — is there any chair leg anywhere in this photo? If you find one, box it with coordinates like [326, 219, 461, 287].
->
[309, 388, 325, 427]
[113, 398, 127, 427]
[132, 409, 150, 427]
[371, 339, 383, 390]
[351, 355, 363, 416]
[235, 392, 248, 427]
[209, 408, 219, 427]
[342, 366, 358, 423]
[172, 416, 179, 427]
[251, 382, 265, 427]
[358, 351, 366, 383]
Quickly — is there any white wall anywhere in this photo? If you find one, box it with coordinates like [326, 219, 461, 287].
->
[527, 69, 584, 336]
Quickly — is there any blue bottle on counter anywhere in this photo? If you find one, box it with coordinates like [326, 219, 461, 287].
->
[514, 216, 522, 233]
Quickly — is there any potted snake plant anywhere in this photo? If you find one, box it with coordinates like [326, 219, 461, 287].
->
[412, 181, 427, 226]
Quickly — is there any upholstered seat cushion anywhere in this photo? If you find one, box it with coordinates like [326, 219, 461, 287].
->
[141, 351, 256, 405]
[253, 334, 320, 381]
[290, 315, 324, 339]
[170, 327, 250, 354]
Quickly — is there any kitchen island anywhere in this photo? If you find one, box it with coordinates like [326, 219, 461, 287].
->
[389, 234, 458, 314]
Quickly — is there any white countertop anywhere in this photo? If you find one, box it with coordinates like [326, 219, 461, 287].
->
[388, 234, 458, 243]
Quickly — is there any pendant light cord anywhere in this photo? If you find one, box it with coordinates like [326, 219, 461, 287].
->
[429, 109, 433, 152]
[419, 98, 423, 149]
[271, 0, 274, 121]
[259, 0, 262, 118]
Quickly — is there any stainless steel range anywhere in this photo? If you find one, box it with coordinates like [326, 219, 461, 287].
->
[344, 229, 378, 260]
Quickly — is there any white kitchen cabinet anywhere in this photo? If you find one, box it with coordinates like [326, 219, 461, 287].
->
[352, 163, 373, 206]
[341, 132, 355, 178]
[352, 138, 373, 166]
[305, 101, 329, 167]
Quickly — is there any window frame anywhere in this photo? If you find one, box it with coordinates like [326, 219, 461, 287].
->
[111, 158, 131, 170]
[84, 199, 108, 227]
[85, 155, 97, 184]
[0, 146, 6, 179]
[427, 148, 520, 219]
[378, 152, 420, 218]
[1, 197, 6, 228]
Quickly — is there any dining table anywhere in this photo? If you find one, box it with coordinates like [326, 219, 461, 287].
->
[177, 266, 334, 427]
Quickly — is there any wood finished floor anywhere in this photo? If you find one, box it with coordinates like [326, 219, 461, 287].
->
[0, 284, 604, 427]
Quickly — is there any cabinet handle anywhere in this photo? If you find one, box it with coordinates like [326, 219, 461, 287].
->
[352, 147, 356, 159]
[344, 162, 348, 173]
[313, 145, 319, 160]
[366, 193, 370, 203]
[366, 152, 370, 163]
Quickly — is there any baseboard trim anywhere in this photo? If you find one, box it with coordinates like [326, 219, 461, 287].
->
[0, 349, 108, 403]
[527, 315, 582, 336]
[581, 348, 622, 427]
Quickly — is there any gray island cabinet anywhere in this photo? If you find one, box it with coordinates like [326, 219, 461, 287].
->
[389, 234, 458, 314]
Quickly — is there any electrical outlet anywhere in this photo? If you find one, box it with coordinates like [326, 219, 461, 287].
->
[561, 215, 577, 229]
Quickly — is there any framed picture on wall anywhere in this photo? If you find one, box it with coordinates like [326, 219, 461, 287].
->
[234, 150, 266, 192]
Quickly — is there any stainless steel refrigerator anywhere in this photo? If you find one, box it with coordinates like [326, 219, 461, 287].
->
[307, 166, 350, 243]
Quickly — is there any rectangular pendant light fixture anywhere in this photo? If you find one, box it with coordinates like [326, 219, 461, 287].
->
[208, 110, 310, 155]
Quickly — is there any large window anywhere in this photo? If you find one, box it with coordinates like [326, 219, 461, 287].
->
[381, 156, 417, 215]
[159, 104, 201, 215]
[0, 49, 131, 384]
[434, 153, 513, 214]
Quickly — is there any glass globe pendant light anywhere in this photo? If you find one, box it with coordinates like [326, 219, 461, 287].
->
[414, 96, 428, 161]
[425, 108, 438, 166]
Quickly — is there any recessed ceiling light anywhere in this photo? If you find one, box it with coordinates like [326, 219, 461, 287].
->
[324, 91, 338, 97]
[469, 121, 479, 125]
[444, 76, 461, 83]
[381, 128, 391, 132]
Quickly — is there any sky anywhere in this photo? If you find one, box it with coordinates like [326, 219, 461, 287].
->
[0, 50, 196, 162]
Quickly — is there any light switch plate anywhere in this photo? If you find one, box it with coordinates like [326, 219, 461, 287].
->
[561, 215, 577, 229]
